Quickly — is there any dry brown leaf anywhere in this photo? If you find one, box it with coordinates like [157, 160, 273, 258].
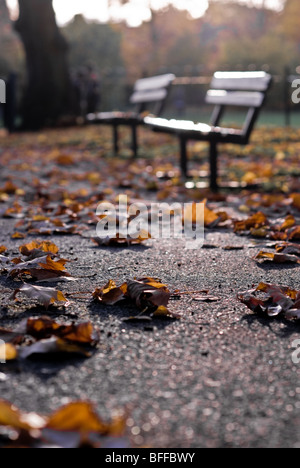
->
[93, 280, 126, 305]
[0, 342, 18, 361]
[152, 305, 180, 319]
[275, 243, 300, 256]
[19, 240, 59, 259]
[25, 317, 99, 345]
[8, 254, 72, 281]
[93, 277, 174, 317]
[92, 229, 151, 247]
[238, 282, 300, 319]
[18, 336, 92, 359]
[0, 400, 46, 431]
[279, 214, 296, 231]
[183, 200, 220, 228]
[38, 255, 68, 272]
[288, 226, 300, 240]
[255, 251, 300, 264]
[126, 277, 170, 309]
[46, 401, 111, 433]
[0, 399, 127, 448]
[234, 212, 268, 233]
[11, 232, 26, 239]
[11, 284, 67, 308]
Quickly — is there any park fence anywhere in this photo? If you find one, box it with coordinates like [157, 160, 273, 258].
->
[1, 65, 300, 130]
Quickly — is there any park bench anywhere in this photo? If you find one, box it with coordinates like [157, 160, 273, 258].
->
[86, 73, 175, 157]
[144, 71, 272, 191]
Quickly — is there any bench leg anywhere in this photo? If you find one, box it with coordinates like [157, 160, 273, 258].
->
[113, 125, 119, 155]
[209, 141, 219, 192]
[131, 125, 138, 158]
[179, 137, 188, 177]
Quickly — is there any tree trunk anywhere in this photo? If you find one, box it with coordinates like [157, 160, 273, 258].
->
[15, 0, 73, 129]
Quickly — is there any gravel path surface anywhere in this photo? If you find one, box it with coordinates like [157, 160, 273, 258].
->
[0, 126, 299, 448]
[0, 222, 299, 448]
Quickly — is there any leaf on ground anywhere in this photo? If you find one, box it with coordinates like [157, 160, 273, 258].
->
[288, 226, 300, 240]
[233, 211, 269, 232]
[291, 193, 300, 210]
[24, 317, 100, 345]
[93, 277, 175, 318]
[0, 400, 127, 448]
[0, 342, 18, 361]
[233, 212, 268, 233]
[0, 400, 46, 431]
[254, 251, 300, 264]
[92, 230, 151, 247]
[38, 255, 68, 272]
[279, 215, 296, 231]
[0, 255, 13, 268]
[275, 243, 300, 256]
[11, 232, 26, 239]
[238, 282, 300, 319]
[183, 200, 221, 228]
[19, 240, 59, 259]
[10, 284, 67, 308]
[126, 277, 170, 309]
[152, 305, 180, 319]
[8, 254, 72, 281]
[18, 337, 91, 359]
[46, 401, 118, 433]
[93, 280, 127, 305]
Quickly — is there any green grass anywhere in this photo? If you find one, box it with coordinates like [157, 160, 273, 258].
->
[165, 107, 300, 128]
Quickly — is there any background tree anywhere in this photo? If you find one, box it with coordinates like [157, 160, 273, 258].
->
[0, 0, 23, 77]
[15, 0, 73, 129]
[281, 0, 300, 45]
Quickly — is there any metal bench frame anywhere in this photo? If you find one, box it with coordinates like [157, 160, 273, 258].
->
[145, 71, 272, 191]
[86, 73, 175, 157]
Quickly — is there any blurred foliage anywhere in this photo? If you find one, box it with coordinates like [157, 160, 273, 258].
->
[0, 0, 23, 77]
[63, 15, 123, 74]
[62, 14, 125, 109]
[1, 0, 300, 112]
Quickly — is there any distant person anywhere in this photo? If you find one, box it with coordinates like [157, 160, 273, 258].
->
[86, 65, 101, 114]
[174, 86, 186, 116]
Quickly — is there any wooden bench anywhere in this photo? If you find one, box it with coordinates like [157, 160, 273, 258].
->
[86, 73, 175, 157]
[144, 71, 272, 191]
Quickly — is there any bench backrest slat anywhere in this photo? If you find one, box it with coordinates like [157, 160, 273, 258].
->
[210, 71, 271, 92]
[129, 73, 175, 115]
[206, 90, 265, 108]
[205, 71, 272, 141]
[130, 88, 168, 105]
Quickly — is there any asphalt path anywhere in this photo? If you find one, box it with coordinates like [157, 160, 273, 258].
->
[0, 219, 299, 448]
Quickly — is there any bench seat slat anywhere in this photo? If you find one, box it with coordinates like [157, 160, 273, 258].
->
[86, 73, 175, 156]
[86, 111, 141, 124]
[144, 116, 245, 143]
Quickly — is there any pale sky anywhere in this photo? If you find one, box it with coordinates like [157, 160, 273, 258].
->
[6, 0, 284, 27]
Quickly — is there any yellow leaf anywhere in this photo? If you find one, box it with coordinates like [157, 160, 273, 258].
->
[0, 343, 18, 361]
